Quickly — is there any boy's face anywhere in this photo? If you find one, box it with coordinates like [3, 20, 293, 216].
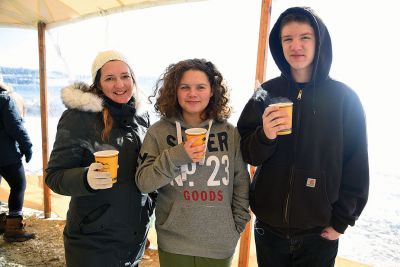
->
[281, 21, 316, 77]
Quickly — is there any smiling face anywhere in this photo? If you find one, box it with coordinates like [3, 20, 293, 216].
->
[281, 21, 316, 82]
[99, 60, 134, 104]
[177, 70, 213, 126]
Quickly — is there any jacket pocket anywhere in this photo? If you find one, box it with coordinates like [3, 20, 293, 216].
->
[79, 203, 112, 234]
[250, 164, 290, 226]
[290, 169, 332, 228]
[158, 202, 240, 251]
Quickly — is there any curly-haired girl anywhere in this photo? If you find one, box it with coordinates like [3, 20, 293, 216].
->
[136, 58, 250, 267]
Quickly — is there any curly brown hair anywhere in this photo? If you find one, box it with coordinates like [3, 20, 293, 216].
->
[150, 58, 231, 122]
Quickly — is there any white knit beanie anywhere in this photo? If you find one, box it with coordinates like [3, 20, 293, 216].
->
[91, 50, 129, 82]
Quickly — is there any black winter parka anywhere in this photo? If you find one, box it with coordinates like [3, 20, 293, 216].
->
[46, 83, 154, 266]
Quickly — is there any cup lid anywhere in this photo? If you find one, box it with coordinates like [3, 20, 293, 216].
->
[93, 150, 119, 157]
[269, 102, 293, 107]
[185, 128, 207, 135]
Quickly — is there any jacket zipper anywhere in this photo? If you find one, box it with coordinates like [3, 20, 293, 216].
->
[283, 88, 303, 234]
[284, 166, 295, 223]
[297, 89, 303, 100]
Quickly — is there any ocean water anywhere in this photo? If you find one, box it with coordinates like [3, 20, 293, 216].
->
[11, 84, 400, 267]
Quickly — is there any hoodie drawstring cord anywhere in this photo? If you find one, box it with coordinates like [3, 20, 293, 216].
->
[199, 120, 213, 165]
[175, 120, 214, 179]
[310, 12, 320, 116]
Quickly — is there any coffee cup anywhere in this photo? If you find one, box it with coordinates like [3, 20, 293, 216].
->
[269, 102, 293, 135]
[93, 150, 119, 183]
[185, 128, 207, 147]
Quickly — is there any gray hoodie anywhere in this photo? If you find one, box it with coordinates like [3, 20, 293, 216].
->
[136, 115, 250, 259]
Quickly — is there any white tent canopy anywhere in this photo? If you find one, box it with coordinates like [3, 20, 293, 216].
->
[0, 0, 199, 29]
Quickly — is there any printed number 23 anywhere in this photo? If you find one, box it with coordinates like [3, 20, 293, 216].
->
[206, 155, 229, 186]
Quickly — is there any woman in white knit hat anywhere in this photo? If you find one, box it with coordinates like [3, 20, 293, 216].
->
[45, 50, 155, 267]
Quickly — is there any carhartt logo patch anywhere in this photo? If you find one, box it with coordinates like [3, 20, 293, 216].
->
[306, 178, 316, 188]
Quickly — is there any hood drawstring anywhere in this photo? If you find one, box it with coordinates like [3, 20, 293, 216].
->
[200, 120, 213, 165]
[310, 11, 320, 116]
[312, 80, 317, 115]
[175, 120, 213, 181]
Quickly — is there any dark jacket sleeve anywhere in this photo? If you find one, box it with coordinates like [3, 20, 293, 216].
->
[331, 90, 369, 233]
[45, 110, 95, 197]
[2, 95, 32, 154]
[237, 91, 277, 166]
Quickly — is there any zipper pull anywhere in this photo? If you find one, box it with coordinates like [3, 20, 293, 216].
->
[297, 89, 303, 100]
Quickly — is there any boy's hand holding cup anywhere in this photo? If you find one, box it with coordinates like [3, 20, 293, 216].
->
[263, 98, 293, 139]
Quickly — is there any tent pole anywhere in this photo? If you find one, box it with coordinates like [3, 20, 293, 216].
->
[38, 21, 51, 218]
[238, 0, 272, 266]
[255, 0, 272, 83]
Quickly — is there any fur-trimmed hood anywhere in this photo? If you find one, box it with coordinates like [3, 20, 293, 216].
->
[61, 82, 103, 112]
[61, 81, 150, 131]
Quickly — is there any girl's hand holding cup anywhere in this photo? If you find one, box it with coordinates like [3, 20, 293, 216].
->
[184, 137, 206, 162]
[184, 128, 207, 162]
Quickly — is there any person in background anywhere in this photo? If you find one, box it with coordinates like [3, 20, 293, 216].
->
[136, 58, 250, 267]
[0, 81, 26, 203]
[0, 81, 34, 242]
[237, 7, 369, 267]
[9, 90, 26, 118]
[45, 50, 155, 267]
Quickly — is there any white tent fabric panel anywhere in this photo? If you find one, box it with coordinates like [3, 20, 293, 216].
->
[0, 0, 200, 29]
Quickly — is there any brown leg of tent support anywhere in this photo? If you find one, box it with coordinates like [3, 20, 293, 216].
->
[238, 213, 253, 267]
[38, 21, 51, 218]
[238, 1, 272, 265]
